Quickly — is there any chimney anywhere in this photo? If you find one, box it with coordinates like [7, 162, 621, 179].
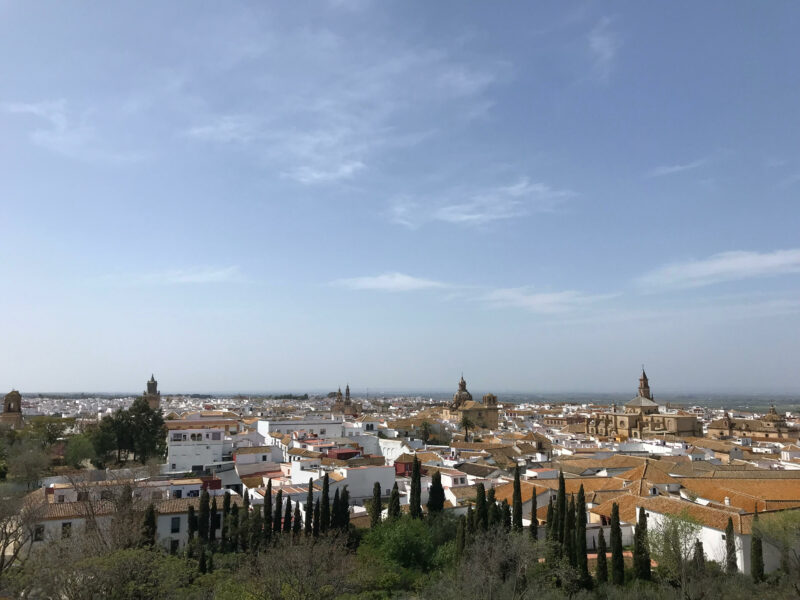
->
[724, 497, 730, 506]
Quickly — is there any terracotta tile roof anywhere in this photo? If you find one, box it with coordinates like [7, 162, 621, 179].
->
[234, 446, 273, 455]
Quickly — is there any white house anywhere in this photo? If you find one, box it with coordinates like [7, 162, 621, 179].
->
[257, 417, 343, 439]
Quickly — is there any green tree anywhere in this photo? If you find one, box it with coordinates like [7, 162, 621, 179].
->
[487, 488, 501, 528]
[312, 499, 321, 537]
[475, 483, 488, 531]
[198, 490, 210, 542]
[293, 503, 302, 536]
[7, 440, 49, 489]
[576, 484, 591, 588]
[633, 506, 651, 581]
[321, 474, 330, 533]
[273, 490, 283, 534]
[610, 502, 624, 585]
[65, 434, 95, 469]
[596, 527, 608, 584]
[388, 482, 401, 520]
[420, 420, 432, 444]
[410, 457, 422, 519]
[340, 486, 350, 530]
[249, 505, 262, 553]
[198, 545, 207, 574]
[188, 505, 198, 541]
[502, 499, 511, 532]
[228, 504, 239, 552]
[370, 481, 383, 528]
[556, 471, 566, 550]
[305, 478, 313, 535]
[545, 497, 554, 541]
[264, 479, 273, 544]
[693, 539, 705, 573]
[209, 497, 218, 544]
[239, 497, 250, 552]
[456, 515, 466, 559]
[332, 489, 341, 530]
[751, 509, 764, 583]
[283, 497, 292, 534]
[725, 517, 737, 574]
[459, 415, 475, 442]
[222, 491, 231, 547]
[512, 465, 523, 532]
[427, 471, 445, 514]
[564, 495, 576, 567]
[140, 503, 156, 547]
[127, 397, 167, 463]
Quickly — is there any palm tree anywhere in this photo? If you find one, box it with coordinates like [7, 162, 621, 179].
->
[460, 415, 475, 442]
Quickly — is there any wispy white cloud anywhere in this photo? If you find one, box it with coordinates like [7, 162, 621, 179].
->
[588, 17, 619, 82]
[3, 99, 142, 164]
[646, 158, 707, 178]
[392, 177, 575, 228]
[638, 249, 800, 290]
[284, 160, 365, 184]
[333, 272, 447, 292]
[185, 115, 261, 143]
[483, 287, 616, 314]
[125, 266, 246, 286]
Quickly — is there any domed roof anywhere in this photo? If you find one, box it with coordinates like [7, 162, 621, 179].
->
[451, 376, 473, 408]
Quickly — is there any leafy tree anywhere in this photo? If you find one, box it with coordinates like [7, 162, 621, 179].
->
[456, 515, 466, 559]
[410, 457, 422, 519]
[388, 482, 401, 520]
[475, 483, 488, 531]
[283, 497, 292, 534]
[65, 434, 95, 469]
[648, 508, 702, 591]
[305, 478, 313, 535]
[751, 509, 764, 583]
[198, 490, 210, 542]
[427, 471, 445, 514]
[596, 526, 608, 584]
[321, 474, 330, 533]
[140, 503, 156, 547]
[610, 502, 624, 585]
[359, 516, 435, 571]
[512, 465, 523, 532]
[693, 539, 705, 573]
[725, 517, 737, 574]
[370, 481, 383, 528]
[633, 506, 651, 581]
[127, 397, 167, 463]
[8, 440, 49, 489]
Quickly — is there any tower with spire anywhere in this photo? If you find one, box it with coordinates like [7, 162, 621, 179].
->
[143, 374, 161, 410]
[638, 368, 652, 400]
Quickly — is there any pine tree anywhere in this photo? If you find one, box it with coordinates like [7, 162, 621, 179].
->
[751, 508, 764, 583]
[273, 489, 283, 534]
[633, 507, 651, 581]
[427, 471, 445, 514]
[264, 479, 273, 544]
[610, 502, 624, 585]
[565, 496, 576, 567]
[249, 505, 261, 553]
[370, 481, 383, 528]
[228, 504, 239, 552]
[305, 478, 314, 535]
[388, 482, 401, 520]
[410, 457, 422, 519]
[140, 503, 156, 547]
[222, 491, 231, 546]
[512, 465, 523, 532]
[530, 486, 538, 540]
[283, 497, 292, 534]
[576, 485, 591, 588]
[596, 527, 608, 584]
[312, 499, 321, 537]
[475, 483, 488, 531]
[188, 505, 198, 540]
[198, 489, 210, 542]
[725, 517, 737, 574]
[293, 503, 302, 536]
[487, 488, 500, 527]
[502, 499, 511, 531]
[321, 474, 330, 533]
[209, 497, 218, 544]
[455, 515, 466, 559]
[332, 489, 341, 530]
[693, 540, 705, 573]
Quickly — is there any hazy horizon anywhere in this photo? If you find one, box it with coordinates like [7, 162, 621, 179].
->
[3, 3, 800, 394]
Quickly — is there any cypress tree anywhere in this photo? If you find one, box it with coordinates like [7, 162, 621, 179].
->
[140, 503, 156, 547]
[264, 479, 273, 543]
[487, 488, 501, 527]
[249, 505, 261, 553]
[576, 485, 591, 588]
[512, 465, 523, 532]
[596, 527, 608, 584]
[198, 489, 210, 542]
[633, 507, 651, 581]
[209, 497, 218, 544]
[410, 457, 422, 519]
[238, 501, 249, 552]
[475, 483, 488, 531]
[427, 471, 445, 514]
[556, 471, 566, 548]
[545, 497, 554, 541]
[312, 499, 320, 537]
[340, 486, 350, 530]
[188, 505, 198, 540]
[198, 545, 207, 574]
[565, 496, 576, 567]
[305, 478, 314, 535]
[455, 515, 466, 559]
[693, 540, 705, 573]
[293, 503, 302, 536]
[321, 474, 330, 533]
[466, 505, 475, 543]
[388, 482, 401, 520]
[530, 486, 538, 540]
[751, 508, 764, 583]
[207, 552, 214, 574]
[283, 497, 292, 534]
[725, 517, 737, 574]
[229, 504, 239, 552]
[502, 499, 512, 531]
[332, 489, 341, 530]
[273, 490, 283, 534]
[370, 481, 383, 527]
[222, 491, 231, 545]
[610, 502, 624, 585]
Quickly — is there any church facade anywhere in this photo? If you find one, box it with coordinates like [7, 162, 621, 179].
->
[1, 390, 24, 429]
[442, 376, 500, 430]
[707, 406, 799, 441]
[586, 370, 702, 439]
[332, 385, 362, 417]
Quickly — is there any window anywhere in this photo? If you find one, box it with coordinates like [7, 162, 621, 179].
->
[320, 429, 326, 435]
[262, 455, 267, 461]
[212, 432, 221, 441]
[188, 490, 199, 497]
[721, 533, 726, 540]
[171, 516, 181, 533]
[61, 522, 72, 538]
[34, 525, 44, 542]
[172, 433, 182, 441]
[173, 490, 182, 499]
[57, 495, 65, 503]
[171, 464, 176, 470]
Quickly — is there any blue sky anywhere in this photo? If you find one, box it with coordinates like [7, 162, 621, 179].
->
[2, 2, 800, 394]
